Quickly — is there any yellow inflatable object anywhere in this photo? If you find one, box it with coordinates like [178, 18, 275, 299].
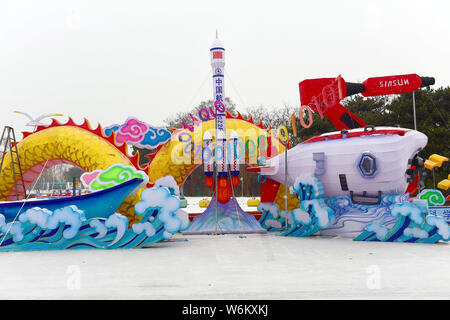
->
[424, 159, 439, 170]
[425, 154, 449, 170]
[199, 199, 210, 208]
[247, 198, 260, 207]
[424, 154, 449, 192]
[429, 154, 449, 166]
[438, 179, 450, 191]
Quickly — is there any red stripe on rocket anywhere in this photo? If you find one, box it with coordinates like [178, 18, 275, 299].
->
[229, 130, 239, 176]
[203, 131, 214, 176]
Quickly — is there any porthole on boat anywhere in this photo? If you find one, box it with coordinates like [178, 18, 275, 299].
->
[358, 152, 377, 178]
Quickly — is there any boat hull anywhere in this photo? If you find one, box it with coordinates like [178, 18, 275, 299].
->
[266, 128, 427, 197]
[0, 178, 143, 222]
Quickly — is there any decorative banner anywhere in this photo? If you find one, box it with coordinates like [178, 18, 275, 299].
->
[80, 163, 149, 195]
[104, 117, 172, 149]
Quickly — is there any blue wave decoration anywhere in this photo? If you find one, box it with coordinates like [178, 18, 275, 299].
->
[278, 174, 334, 237]
[320, 194, 403, 238]
[0, 185, 189, 251]
[258, 202, 289, 231]
[354, 200, 450, 244]
[278, 175, 450, 244]
[278, 198, 334, 237]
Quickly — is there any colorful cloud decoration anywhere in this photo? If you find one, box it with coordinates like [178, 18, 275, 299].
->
[103, 117, 172, 149]
[80, 163, 149, 195]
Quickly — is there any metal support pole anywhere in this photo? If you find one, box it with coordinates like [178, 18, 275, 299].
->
[432, 168, 435, 188]
[413, 91, 417, 130]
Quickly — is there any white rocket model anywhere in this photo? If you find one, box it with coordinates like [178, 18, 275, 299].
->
[210, 32, 227, 178]
[206, 32, 236, 203]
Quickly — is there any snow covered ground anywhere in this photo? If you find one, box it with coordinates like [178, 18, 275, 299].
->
[184, 197, 261, 213]
[1, 232, 450, 299]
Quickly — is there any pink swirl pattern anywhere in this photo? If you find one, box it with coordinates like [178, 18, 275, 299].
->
[115, 117, 149, 144]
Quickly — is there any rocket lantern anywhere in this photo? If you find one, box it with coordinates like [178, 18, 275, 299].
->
[208, 33, 232, 203]
[210, 34, 227, 176]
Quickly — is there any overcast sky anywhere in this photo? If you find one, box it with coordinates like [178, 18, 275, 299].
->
[1, 0, 449, 136]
